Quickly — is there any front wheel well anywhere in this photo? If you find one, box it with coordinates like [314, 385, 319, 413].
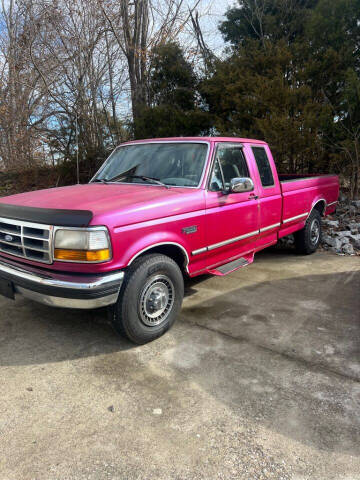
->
[128, 244, 189, 275]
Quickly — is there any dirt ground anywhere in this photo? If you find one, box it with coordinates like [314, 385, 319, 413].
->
[0, 249, 359, 480]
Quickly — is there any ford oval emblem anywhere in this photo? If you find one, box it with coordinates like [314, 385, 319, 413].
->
[4, 234, 13, 242]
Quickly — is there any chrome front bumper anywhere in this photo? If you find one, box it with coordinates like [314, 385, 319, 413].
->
[0, 259, 124, 309]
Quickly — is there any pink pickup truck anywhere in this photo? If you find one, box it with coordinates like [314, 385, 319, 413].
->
[0, 137, 339, 343]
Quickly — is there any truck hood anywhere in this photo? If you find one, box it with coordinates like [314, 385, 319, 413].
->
[0, 183, 204, 228]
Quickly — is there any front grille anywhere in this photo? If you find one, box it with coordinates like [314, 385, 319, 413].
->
[0, 217, 52, 264]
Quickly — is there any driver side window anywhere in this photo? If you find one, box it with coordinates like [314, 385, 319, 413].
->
[210, 145, 250, 191]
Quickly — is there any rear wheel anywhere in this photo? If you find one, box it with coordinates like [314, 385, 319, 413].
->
[294, 209, 322, 255]
[110, 254, 184, 344]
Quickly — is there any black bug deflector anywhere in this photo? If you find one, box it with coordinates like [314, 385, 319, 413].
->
[0, 204, 93, 227]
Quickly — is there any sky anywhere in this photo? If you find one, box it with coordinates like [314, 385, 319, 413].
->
[200, 0, 236, 53]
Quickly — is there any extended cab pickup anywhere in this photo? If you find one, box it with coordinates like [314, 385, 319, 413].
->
[0, 137, 339, 343]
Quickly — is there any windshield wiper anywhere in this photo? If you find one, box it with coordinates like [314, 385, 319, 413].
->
[128, 175, 170, 188]
[91, 178, 109, 184]
[108, 174, 170, 189]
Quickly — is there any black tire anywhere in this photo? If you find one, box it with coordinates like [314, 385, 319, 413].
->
[294, 209, 322, 255]
[110, 254, 184, 344]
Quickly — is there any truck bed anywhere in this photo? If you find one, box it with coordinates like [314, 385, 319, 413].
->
[279, 173, 336, 182]
[278, 173, 339, 234]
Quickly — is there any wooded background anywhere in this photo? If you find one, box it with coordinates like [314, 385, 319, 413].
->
[0, 0, 359, 197]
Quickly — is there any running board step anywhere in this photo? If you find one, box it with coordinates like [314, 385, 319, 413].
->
[217, 257, 248, 274]
[207, 254, 254, 276]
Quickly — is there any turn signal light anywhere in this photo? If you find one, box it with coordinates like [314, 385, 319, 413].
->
[54, 248, 110, 262]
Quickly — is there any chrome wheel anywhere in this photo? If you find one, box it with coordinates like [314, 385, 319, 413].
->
[310, 218, 320, 245]
[139, 274, 175, 326]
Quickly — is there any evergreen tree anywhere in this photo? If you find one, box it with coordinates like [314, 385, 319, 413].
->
[306, 0, 360, 197]
[202, 0, 360, 196]
[133, 42, 211, 139]
[201, 40, 329, 173]
[220, 0, 317, 46]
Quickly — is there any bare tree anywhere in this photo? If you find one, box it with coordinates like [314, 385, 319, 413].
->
[189, 9, 216, 74]
[0, 0, 53, 169]
[99, 0, 202, 136]
[0, 0, 212, 173]
[26, 0, 128, 167]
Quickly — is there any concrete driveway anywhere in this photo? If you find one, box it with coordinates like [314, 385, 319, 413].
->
[0, 250, 359, 480]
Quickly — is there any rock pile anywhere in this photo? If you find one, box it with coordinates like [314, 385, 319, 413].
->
[321, 195, 360, 255]
[277, 194, 360, 255]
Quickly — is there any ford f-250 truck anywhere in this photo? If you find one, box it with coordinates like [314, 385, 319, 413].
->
[0, 137, 339, 343]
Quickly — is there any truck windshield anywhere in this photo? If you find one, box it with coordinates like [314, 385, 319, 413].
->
[92, 142, 208, 187]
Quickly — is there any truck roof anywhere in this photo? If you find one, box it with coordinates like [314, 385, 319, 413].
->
[122, 136, 267, 145]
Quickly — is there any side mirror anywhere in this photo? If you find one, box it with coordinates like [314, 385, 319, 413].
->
[230, 177, 254, 193]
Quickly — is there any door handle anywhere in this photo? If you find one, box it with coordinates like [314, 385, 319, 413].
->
[248, 194, 258, 200]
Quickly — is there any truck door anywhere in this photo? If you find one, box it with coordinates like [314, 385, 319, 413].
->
[204, 143, 260, 268]
[248, 144, 282, 248]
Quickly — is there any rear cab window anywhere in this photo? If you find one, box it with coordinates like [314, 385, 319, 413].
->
[252, 146, 274, 187]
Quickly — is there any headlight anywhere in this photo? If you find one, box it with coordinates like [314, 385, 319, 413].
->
[54, 228, 111, 262]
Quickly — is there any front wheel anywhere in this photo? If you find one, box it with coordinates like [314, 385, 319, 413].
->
[110, 253, 184, 344]
[294, 209, 322, 255]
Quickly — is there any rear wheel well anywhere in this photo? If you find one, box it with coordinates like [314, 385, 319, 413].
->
[129, 244, 188, 275]
[312, 200, 326, 217]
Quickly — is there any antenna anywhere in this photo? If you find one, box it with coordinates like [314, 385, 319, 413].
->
[76, 113, 80, 184]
